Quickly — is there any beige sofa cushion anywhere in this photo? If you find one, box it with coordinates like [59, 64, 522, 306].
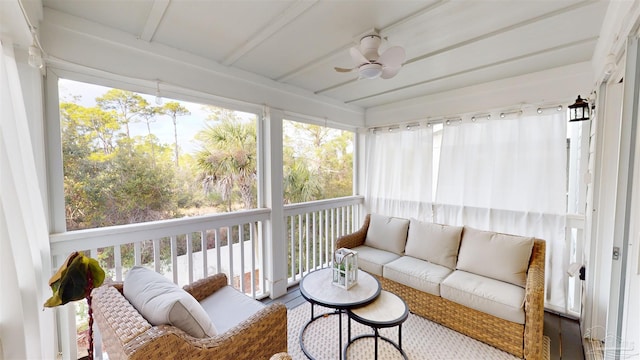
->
[441, 270, 526, 324]
[124, 266, 217, 338]
[456, 226, 534, 287]
[364, 213, 410, 255]
[352, 245, 401, 276]
[199, 285, 265, 334]
[404, 219, 463, 269]
[383, 256, 453, 296]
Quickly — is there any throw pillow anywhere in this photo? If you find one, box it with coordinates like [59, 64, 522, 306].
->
[123, 266, 217, 338]
[404, 219, 463, 269]
[364, 213, 410, 255]
[456, 226, 534, 287]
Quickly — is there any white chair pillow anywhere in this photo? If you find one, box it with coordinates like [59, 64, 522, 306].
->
[456, 227, 534, 287]
[404, 219, 463, 269]
[123, 266, 217, 338]
[364, 213, 410, 255]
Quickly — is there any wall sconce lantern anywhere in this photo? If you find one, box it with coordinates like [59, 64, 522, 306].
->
[568, 95, 590, 122]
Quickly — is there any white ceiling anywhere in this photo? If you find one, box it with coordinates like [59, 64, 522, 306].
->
[40, 0, 609, 110]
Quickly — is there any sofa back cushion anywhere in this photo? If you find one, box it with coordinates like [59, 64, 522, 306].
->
[456, 227, 534, 287]
[124, 266, 217, 338]
[404, 219, 463, 269]
[364, 213, 410, 255]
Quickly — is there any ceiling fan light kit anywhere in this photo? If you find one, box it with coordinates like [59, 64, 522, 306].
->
[335, 33, 406, 80]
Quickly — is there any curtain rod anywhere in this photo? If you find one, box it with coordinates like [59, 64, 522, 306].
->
[367, 102, 565, 133]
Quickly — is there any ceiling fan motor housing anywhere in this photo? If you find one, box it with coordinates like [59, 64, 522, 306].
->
[360, 34, 382, 61]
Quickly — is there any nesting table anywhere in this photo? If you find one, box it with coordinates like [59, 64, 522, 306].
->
[345, 290, 409, 360]
[299, 268, 380, 360]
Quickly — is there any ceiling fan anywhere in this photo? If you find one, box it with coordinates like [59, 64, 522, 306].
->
[334, 34, 406, 79]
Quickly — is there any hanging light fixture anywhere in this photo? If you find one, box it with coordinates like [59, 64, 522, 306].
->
[155, 81, 163, 105]
[568, 95, 590, 122]
[28, 43, 43, 69]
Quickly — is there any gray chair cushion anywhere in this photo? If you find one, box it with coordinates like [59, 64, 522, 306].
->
[199, 285, 265, 334]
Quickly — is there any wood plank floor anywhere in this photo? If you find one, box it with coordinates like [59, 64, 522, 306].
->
[263, 285, 585, 360]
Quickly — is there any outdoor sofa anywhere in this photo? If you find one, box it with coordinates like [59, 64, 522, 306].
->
[336, 213, 546, 360]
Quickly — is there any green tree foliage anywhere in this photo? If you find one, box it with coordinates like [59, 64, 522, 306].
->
[195, 108, 257, 211]
[283, 121, 353, 203]
[96, 89, 148, 140]
[61, 99, 178, 230]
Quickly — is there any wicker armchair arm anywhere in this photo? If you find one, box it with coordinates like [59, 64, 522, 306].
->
[182, 273, 228, 302]
[125, 302, 287, 360]
[335, 214, 370, 250]
[523, 239, 546, 360]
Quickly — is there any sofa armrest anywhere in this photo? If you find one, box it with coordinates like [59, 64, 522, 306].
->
[182, 273, 228, 302]
[335, 214, 370, 250]
[124, 302, 288, 360]
[524, 239, 546, 360]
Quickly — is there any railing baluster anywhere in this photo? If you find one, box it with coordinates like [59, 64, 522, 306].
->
[186, 233, 193, 284]
[290, 216, 295, 281]
[239, 224, 245, 294]
[134, 242, 141, 266]
[305, 212, 310, 274]
[201, 230, 208, 279]
[312, 211, 317, 270]
[297, 214, 303, 278]
[250, 222, 256, 298]
[228, 227, 234, 289]
[153, 239, 161, 273]
[170, 235, 178, 284]
[114, 245, 122, 281]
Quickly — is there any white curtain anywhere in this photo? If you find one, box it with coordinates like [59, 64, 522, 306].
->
[0, 40, 55, 359]
[365, 126, 434, 220]
[434, 113, 567, 310]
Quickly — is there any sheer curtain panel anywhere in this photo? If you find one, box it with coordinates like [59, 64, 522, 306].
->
[365, 126, 434, 220]
[435, 112, 568, 311]
[0, 40, 55, 359]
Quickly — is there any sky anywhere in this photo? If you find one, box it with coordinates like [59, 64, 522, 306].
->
[58, 79, 254, 155]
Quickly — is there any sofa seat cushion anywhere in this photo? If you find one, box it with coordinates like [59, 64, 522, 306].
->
[364, 213, 410, 255]
[124, 266, 217, 338]
[457, 226, 534, 287]
[352, 245, 401, 276]
[404, 219, 463, 270]
[441, 270, 526, 324]
[383, 256, 453, 296]
[199, 285, 265, 334]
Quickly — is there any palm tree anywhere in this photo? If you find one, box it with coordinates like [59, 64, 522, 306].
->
[195, 118, 257, 211]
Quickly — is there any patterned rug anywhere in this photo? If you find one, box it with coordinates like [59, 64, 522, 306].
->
[288, 303, 550, 360]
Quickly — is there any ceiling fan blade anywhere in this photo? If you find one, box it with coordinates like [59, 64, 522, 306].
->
[381, 66, 401, 79]
[334, 67, 354, 73]
[349, 46, 369, 66]
[378, 46, 406, 68]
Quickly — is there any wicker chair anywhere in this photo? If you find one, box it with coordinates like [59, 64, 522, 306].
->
[92, 273, 287, 360]
[336, 214, 546, 360]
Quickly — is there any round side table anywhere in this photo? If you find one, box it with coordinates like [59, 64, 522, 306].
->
[344, 290, 409, 360]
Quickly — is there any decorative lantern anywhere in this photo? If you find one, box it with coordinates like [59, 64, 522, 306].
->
[568, 95, 590, 122]
[332, 248, 358, 289]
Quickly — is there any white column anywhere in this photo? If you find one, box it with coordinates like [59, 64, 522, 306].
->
[263, 107, 287, 299]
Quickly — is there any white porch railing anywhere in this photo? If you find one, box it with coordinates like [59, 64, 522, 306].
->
[284, 196, 364, 284]
[48, 196, 363, 359]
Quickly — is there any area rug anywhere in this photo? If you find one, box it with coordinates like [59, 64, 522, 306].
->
[288, 303, 550, 360]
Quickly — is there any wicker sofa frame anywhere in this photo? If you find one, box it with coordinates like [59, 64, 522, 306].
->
[336, 214, 546, 360]
[92, 273, 287, 360]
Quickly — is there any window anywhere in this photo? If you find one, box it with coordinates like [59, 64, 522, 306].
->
[58, 79, 258, 231]
[282, 120, 354, 203]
